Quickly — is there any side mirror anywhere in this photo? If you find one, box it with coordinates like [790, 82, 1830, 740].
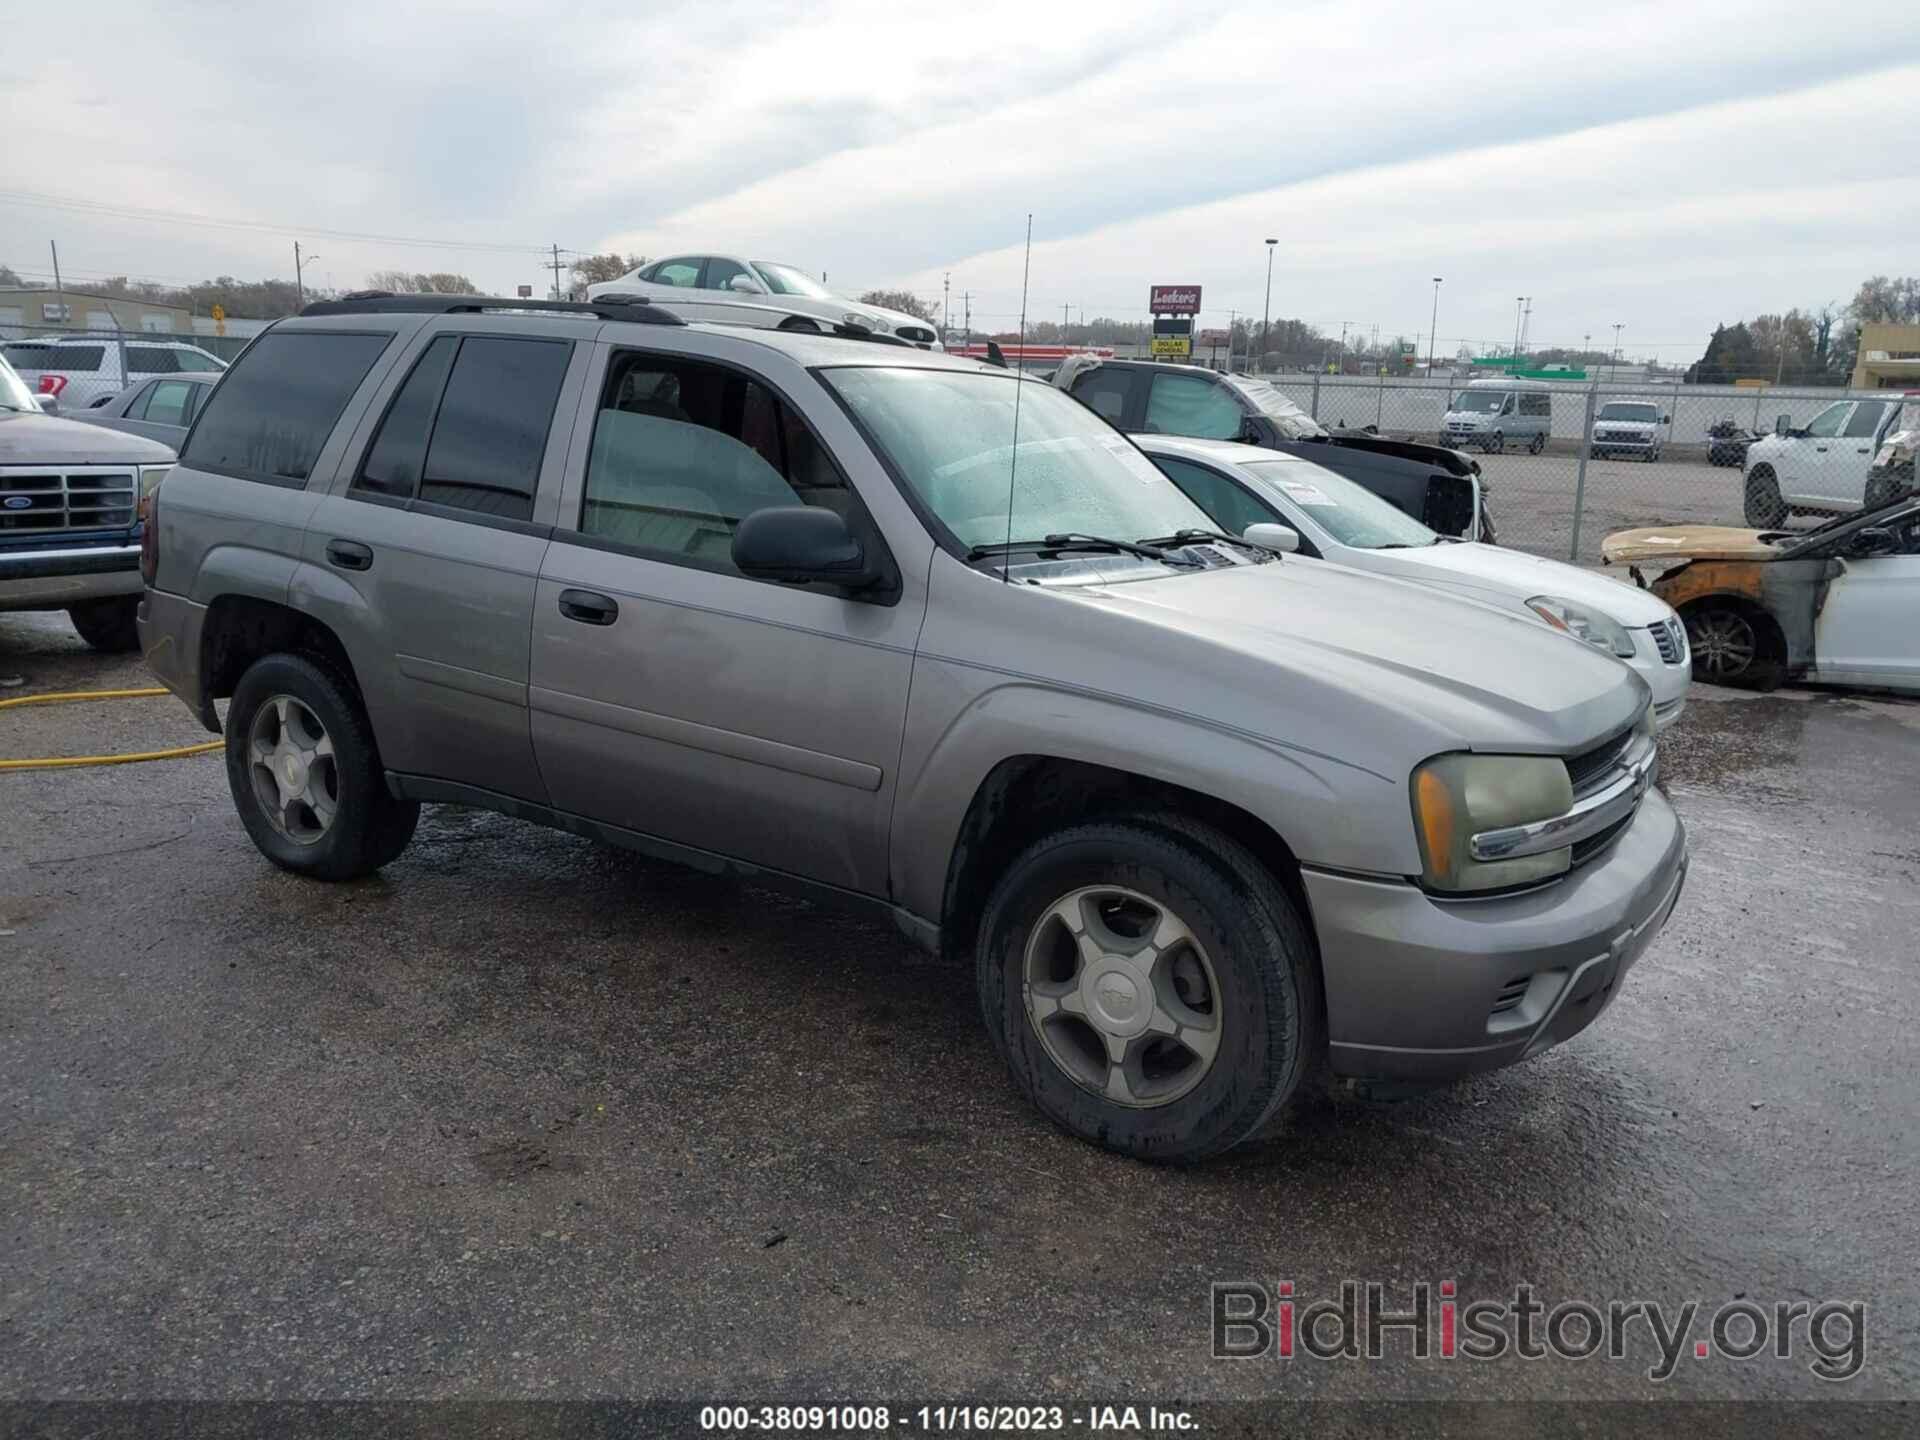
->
[1237, 419, 1262, 444]
[1243, 522, 1301, 554]
[733, 507, 883, 592]
[1662, 414, 1671, 425]
[31, 394, 58, 415]
[1849, 526, 1899, 558]
[1775, 414, 1791, 437]
[727, 274, 761, 294]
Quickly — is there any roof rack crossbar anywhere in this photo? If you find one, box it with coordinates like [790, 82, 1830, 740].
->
[298, 292, 686, 325]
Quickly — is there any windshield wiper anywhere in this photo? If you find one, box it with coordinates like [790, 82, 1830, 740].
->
[1137, 527, 1276, 557]
[967, 532, 1198, 566]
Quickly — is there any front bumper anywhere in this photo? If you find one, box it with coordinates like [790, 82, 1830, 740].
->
[1592, 434, 1659, 452]
[1303, 787, 1687, 1083]
[0, 542, 142, 611]
[1626, 644, 1689, 732]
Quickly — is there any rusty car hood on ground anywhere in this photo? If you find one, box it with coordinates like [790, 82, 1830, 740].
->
[1601, 525, 1786, 564]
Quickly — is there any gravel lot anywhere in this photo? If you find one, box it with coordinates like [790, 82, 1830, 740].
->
[3, 607, 1917, 1427]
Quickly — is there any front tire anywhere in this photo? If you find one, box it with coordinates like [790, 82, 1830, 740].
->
[1744, 466, 1788, 528]
[67, 596, 140, 653]
[225, 653, 419, 880]
[1483, 431, 1504, 454]
[1685, 603, 1782, 691]
[975, 819, 1322, 1163]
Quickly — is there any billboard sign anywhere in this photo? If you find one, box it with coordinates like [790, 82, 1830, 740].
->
[1149, 285, 1202, 315]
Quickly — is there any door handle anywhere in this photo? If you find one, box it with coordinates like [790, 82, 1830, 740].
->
[326, 539, 373, 571]
[1815, 445, 1829, 452]
[558, 588, 619, 625]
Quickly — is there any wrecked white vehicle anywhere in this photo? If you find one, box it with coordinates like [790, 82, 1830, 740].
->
[1603, 493, 1920, 692]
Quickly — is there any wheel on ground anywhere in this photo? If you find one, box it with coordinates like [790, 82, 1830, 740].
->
[1483, 431, 1503, 454]
[1646, 447, 1660, 463]
[1527, 432, 1546, 455]
[225, 653, 419, 880]
[1685, 604, 1779, 690]
[1743, 466, 1788, 528]
[975, 819, 1322, 1163]
[66, 596, 140, 653]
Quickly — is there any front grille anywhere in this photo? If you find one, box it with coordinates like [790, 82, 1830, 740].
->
[1571, 812, 1633, 866]
[1596, 430, 1643, 443]
[896, 324, 936, 344]
[1652, 616, 1686, 664]
[1565, 726, 1635, 795]
[0, 468, 138, 535]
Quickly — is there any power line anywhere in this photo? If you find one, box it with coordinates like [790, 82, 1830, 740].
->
[0, 188, 557, 255]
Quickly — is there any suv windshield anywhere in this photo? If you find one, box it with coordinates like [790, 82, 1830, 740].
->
[1451, 391, 1506, 413]
[0, 356, 37, 412]
[1598, 402, 1659, 422]
[825, 367, 1211, 553]
[1243, 459, 1440, 549]
[754, 262, 833, 300]
[1221, 374, 1325, 438]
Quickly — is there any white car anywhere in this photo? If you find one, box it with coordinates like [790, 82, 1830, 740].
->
[1, 335, 230, 411]
[1588, 400, 1671, 462]
[1139, 435, 1691, 730]
[585, 254, 940, 347]
[1741, 395, 1916, 525]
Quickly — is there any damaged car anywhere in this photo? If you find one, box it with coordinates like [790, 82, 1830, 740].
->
[1602, 492, 1920, 693]
[1051, 357, 1495, 542]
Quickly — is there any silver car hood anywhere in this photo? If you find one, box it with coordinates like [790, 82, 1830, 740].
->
[1058, 556, 1647, 757]
[0, 408, 177, 464]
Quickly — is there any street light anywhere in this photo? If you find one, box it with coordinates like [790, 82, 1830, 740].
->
[294, 242, 320, 307]
[1260, 238, 1278, 374]
[1511, 296, 1528, 368]
[1426, 277, 1441, 376]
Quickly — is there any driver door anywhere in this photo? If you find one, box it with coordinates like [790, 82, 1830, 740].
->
[1781, 401, 1854, 507]
[1812, 517, 1920, 690]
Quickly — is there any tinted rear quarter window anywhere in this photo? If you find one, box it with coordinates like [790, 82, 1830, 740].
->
[183, 330, 392, 483]
[416, 337, 571, 522]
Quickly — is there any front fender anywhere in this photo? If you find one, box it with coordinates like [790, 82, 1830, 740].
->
[889, 661, 1408, 924]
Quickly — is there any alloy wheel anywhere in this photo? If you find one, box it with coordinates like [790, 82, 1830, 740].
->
[1022, 885, 1223, 1108]
[1687, 610, 1758, 680]
[247, 694, 339, 845]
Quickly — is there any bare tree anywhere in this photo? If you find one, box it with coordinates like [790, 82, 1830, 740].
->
[858, 289, 935, 323]
[366, 271, 479, 295]
[570, 252, 647, 289]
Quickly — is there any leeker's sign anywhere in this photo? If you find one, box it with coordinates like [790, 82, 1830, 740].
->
[1149, 285, 1202, 315]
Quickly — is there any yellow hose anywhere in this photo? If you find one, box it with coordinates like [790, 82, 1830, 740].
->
[0, 686, 223, 771]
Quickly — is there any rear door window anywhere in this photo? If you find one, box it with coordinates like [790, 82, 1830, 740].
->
[353, 336, 459, 501]
[128, 347, 177, 374]
[1145, 371, 1244, 440]
[1843, 401, 1888, 439]
[415, 337, 572, 522]
[182, 330, 392, 484]
[140, 379, 196, 427]
[1070, 367, 1139, 426]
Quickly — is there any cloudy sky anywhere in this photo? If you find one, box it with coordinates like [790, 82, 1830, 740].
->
[5, 0, 1917, 360]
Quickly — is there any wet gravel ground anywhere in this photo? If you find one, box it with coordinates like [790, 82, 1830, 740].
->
[3, 610, 1917, 1421]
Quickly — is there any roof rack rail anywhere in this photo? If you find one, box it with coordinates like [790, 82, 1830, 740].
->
[298, 292, 686, 325]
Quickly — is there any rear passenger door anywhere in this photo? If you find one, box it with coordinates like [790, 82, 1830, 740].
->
[301, 324, 586, 804]
[527, 339, 921, 897]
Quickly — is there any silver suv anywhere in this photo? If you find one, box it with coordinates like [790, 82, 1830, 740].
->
[139, 295, 1687, 1162]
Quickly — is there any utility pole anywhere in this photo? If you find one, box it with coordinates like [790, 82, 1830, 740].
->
[961, 291, 973, 346]
[49, 240, 65, 328]
[943, 273, 951, 340]
[1612, 323, 1625, 376]
[1226, 308, 1239, 373]
[549, 244, 568, 301]
[294, 241, 309, 307]
[1511, 296, 1527, 366]
[1519, 298, 1533, 357]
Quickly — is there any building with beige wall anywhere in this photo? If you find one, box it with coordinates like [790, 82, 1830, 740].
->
[0, 287, 192, 337]
[1852, 322, 1920, 390]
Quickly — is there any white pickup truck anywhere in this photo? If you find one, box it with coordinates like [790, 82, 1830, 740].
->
[1743, 396, 1916, 525]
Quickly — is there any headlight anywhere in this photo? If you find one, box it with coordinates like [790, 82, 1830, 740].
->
[842, 313, 887, 332]
[1526, 594, 1636, 658]
[1410, 753, 1574, 893]
[138, 464, 172, 498]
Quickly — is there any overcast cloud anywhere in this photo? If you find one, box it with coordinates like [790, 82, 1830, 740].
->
[4, 0, 1917, 358]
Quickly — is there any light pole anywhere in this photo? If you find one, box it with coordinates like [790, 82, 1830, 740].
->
[1426, 277, 1441, 376]
[1511, 296, 1527, 368]
[1260, 238, 1277, 374]
[1612, 323, 1625, 372]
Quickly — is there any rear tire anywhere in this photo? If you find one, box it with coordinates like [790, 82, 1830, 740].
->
[975, 818, 1323, 1164]
[67, 596, 140, 653]
[1527, 432, 1546, 455]
[1744, 466, 1788, 528]
[225, 653, 419, 880]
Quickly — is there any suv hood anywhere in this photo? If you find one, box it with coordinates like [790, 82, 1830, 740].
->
[1380, 541, 1675, 624]
[1063, 556, 1647, 756]
[0, 408, 177, 463]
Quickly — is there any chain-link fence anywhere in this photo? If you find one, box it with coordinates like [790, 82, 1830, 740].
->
[0, 323, 250, 412]
[1257, 374, 1918, 564]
